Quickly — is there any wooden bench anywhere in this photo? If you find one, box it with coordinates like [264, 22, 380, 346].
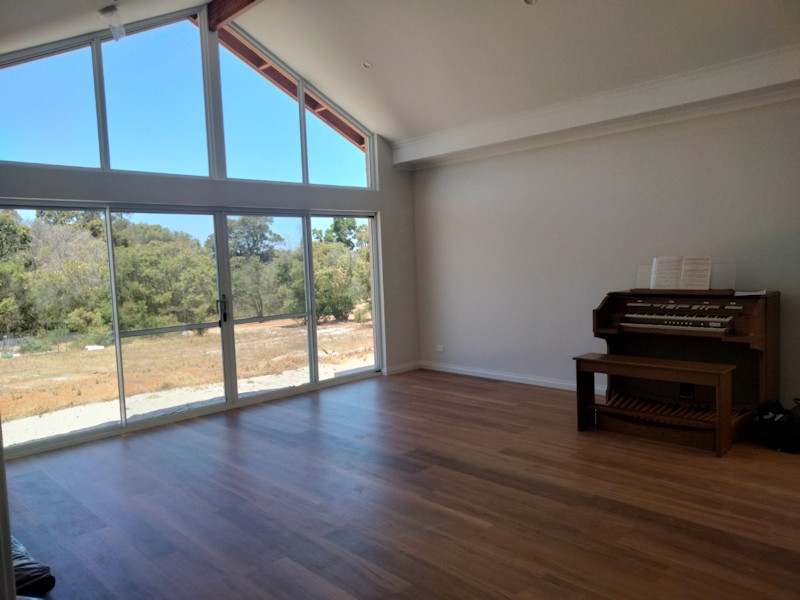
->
[574, 352, 736, 457]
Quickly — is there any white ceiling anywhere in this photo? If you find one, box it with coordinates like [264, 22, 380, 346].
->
[236, 0, 800, 143]
[3, 0, 800, 145]
[0, 0, 201, 54]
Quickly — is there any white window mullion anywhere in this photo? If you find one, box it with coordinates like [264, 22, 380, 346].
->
[298, 80, 310, 185]
[214, 213, 238, 401]
[302, 216, 319, 382]
[91, 36, 111, 170]
[199, 7, 227, 179]
[104, 206, 127, 425]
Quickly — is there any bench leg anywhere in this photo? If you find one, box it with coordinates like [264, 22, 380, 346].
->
[715, 371, 733, 457]
[576, 366, 595, 431]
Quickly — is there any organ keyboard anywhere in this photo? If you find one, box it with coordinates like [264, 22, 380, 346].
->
[595, 291, 778, 353]
[585, 289, 780, 452]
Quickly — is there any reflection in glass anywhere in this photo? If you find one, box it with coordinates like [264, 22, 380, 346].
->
[122, 332, 224, 422]
[311, 217, 376, 379]
[0, 47, 99, 167]
[235, 320, 309, 398]
[0, 209, 118, 446]
[103, 20, 208, 175]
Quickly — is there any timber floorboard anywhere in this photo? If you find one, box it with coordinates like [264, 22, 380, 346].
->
[5, 369, 800, 599]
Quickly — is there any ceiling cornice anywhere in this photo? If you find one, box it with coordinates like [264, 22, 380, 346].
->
[392, 44, 800, 170]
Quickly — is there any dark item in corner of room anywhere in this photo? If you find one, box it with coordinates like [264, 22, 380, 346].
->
[11, 535, 56, 597]
[752, 400, 800, 454]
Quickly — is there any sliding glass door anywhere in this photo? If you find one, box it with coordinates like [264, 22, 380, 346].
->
[0, 208, 119, 446]
[1, 207, 380, 448]
[226, 215, 310, 398]
[111, 212, 225, 422]
[312, 216, 377, 380]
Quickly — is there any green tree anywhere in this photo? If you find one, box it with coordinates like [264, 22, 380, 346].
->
[113, 232, 217, 329]
[36, 209, 105, 238]
[0, 210, 31, 261]
[313, 242, 358, 322]
[27, 220, 111, 332]
[227, 216, 283, 262]
[312, 217, 361, 250]
[230, 255, 274, 318]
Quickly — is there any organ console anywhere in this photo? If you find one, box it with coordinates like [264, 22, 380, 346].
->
[579, 289, 780, 453]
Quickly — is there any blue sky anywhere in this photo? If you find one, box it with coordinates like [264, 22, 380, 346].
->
[0, 19, 366, 186]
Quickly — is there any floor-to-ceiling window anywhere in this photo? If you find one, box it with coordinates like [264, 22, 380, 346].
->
[111, 212, 225, 422]
[312, 216, 377, 379]
[0, 208, 380, 449]
[227, 215, 311, 397]
[0, 6, 381, 451]
[0, 209, 119, 447]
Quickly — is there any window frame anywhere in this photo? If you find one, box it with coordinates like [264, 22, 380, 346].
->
[0, 198, 383, 461]
[0, 6, 376, 189]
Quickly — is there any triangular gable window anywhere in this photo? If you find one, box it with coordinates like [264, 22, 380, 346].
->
[217, 26, 369, 187]
[0, 10, 372, 188]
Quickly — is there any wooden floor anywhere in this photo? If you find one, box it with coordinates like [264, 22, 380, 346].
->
[6, 370, 800, 599]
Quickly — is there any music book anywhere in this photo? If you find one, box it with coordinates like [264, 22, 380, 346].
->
[650, 256, 712, 290]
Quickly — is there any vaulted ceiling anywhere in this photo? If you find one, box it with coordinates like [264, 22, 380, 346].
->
[2, 0, 800, 152]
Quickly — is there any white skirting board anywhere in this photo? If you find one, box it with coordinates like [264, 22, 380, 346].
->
[417, 361, 607, 396]
[382, 361, 423, 376]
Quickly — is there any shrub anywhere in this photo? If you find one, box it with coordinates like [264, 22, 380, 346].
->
[20, 337, 53, 354]
[69, 330, 113, 349]
[45, 325, 70, 346]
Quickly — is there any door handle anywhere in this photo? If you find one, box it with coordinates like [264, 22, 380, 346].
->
[216, 296, 227, 326]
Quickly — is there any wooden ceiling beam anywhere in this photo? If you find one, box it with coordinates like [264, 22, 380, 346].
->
[207, 0, 263, 31]
[191, 15, 367, 151]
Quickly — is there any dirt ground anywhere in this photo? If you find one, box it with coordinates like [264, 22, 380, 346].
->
[0, 320, 375, 423]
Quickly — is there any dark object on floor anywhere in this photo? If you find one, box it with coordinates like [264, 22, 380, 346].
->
[753, 400, 800, 454]
[11, 536, 56, 597]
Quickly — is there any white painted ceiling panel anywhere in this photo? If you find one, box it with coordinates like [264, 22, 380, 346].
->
[2, 0, 800, 144]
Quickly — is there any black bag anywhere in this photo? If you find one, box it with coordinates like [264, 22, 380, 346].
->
[11, 535, 56, 597]
[753, 400, 800, 454]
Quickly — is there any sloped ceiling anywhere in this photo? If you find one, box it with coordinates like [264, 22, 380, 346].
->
[236, 0, 800, 143]
[0, 0, 202, 54]
[3, 0, 800, 149]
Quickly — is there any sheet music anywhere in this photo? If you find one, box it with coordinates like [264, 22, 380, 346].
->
[679, 256, 712, 290]
[649, 255, 712, 290]
[650, 256, 683, 289]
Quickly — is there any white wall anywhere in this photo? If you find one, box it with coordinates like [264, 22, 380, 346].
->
[413, 99, 800, 401]
[0, 136, 420, 372]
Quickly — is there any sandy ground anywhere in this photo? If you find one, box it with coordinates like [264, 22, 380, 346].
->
[3, 357, 371, 447]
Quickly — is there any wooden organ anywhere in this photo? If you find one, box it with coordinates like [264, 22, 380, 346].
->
[575, 289, 779, 455]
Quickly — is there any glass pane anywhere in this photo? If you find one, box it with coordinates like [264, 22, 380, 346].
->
[122, 332, 224, 422]
[312, 217, 376, 380]
[227, 216, 305, 320]
[111, 213, 219, 330]
[305, 92, 367, 188]
[0, 47, 99, 167]
[220, 46, 302, 182]
[235, 320, 309, 398]
[0, 209, 119, 447]
[103, 20, 208, 175]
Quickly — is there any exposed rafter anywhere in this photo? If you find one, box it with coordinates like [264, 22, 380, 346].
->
[217, 26, 366, 151]
[207, 0, 263, 32]
[187, 13, 366, 151]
